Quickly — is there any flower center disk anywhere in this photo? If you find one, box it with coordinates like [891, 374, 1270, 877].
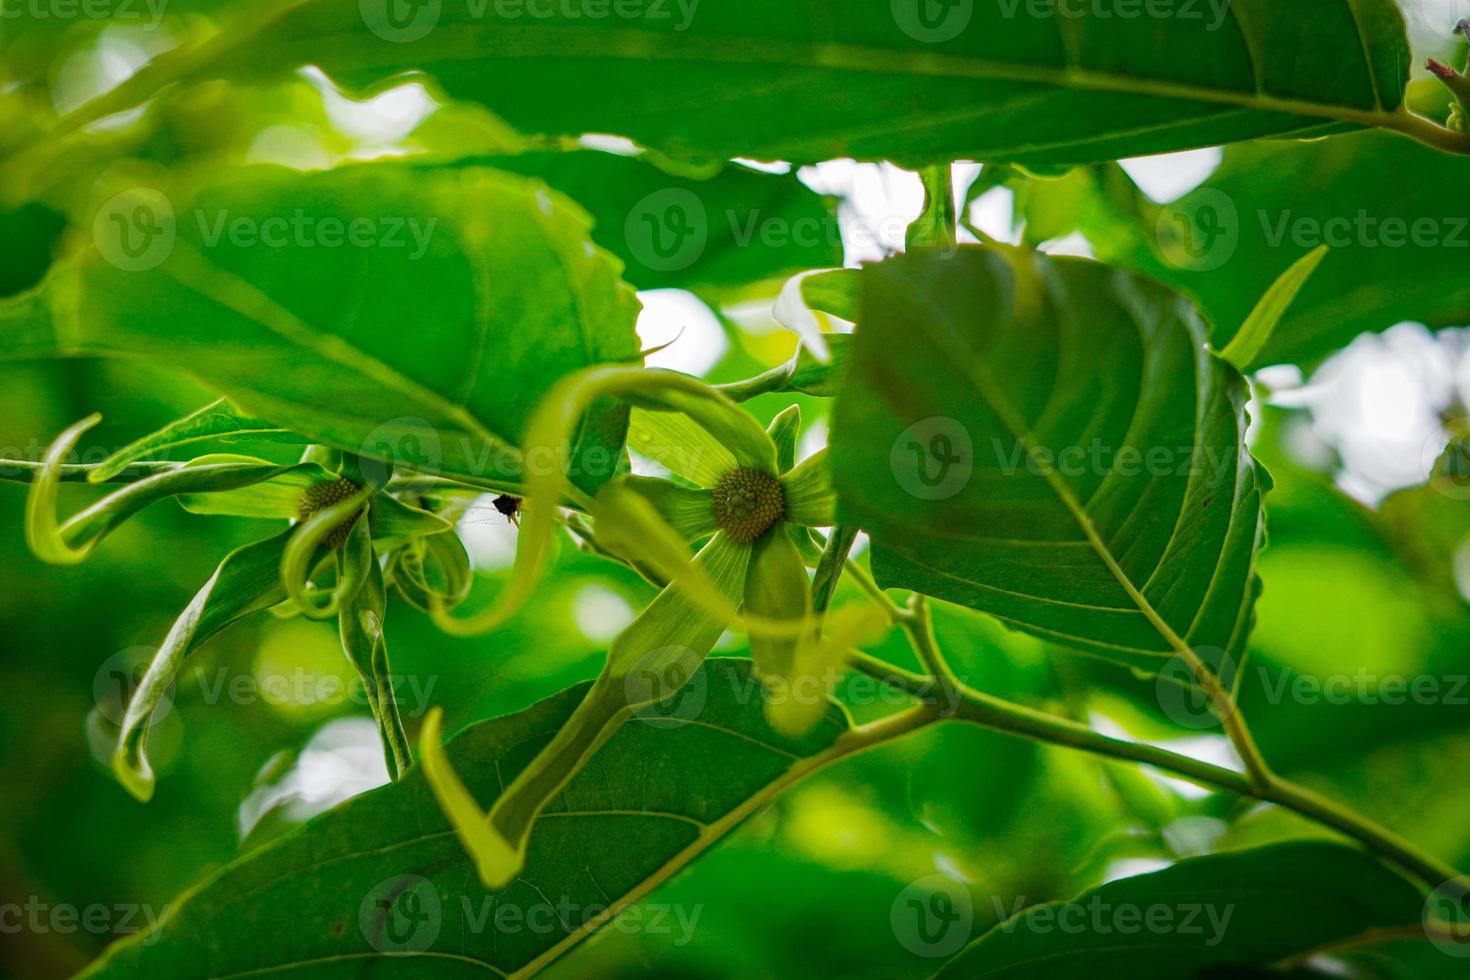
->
[297, 478, 363, 549]
[712, 468, 784, 544]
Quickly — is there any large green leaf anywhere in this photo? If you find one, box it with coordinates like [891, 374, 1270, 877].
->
[5, 162, 641, 492]
[49, 0, 1431, 167]
[1076, 131, 1470, 366]
[830, 247, 1267, 669]
[461, 151, 840, 291]
[933, 842, 1430, 977]
[79, 660, 849, 978]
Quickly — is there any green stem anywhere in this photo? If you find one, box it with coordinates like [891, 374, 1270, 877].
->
[811, 526, 858, 613]
[713, 359, 799, 403]
[844, 559, 909, 623]
[847, 644, 1461, 889]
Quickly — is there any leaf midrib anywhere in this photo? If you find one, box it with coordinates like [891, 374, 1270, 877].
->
[903, 266, 1202, 661]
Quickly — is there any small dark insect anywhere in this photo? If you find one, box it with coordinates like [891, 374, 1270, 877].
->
[492, 494, 523, 527]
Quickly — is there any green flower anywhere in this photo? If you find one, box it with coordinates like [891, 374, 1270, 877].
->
[25, 410, 456, 800]
[422, 384, 850, 891]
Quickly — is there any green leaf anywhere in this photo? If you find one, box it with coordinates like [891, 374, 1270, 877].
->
[67, 0, 1433, 166]
[13, 163, 641, 492]
[1219, 245, 1329, 370]
[80, 660, 847, 978]
[933, 842, 1428, 977]
[1092, 131, 1470, 366]
[112, 529, 293, 802]
[462, 151, 841, 291]
[830, 247, 1267, 670]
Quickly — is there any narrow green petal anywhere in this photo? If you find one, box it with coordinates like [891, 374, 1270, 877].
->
[591, 480, 739, 621]
[176, 456, 332, 519]
[767, 405, 802, 474]
[780, 449, 837, 527]
[470, 533, 750, 887]
[368, 493, 455, 547]
[744, 528, 812, 684]
[627, 407, 737, 486]
[432, 365, 772, 636]
[88, 398, 300, 484]
[419, 708, 521, 890]
[112, 530, 292, 801]
[338, 522, 410, 780]
[28, 420, 305, 563]
[602, 475, 717, 541]
[765, 605, 889, 738]
[389, 531, 473, 612]
[279, 483, 376, 619]
[26, 413, 103, 565]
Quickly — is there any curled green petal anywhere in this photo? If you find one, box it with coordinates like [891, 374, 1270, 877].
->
[766, 604, 889, 738]
[279, 482, 376, 619]
[431, 365, 774, 637]
[368, 493, 455, 548]
[113, 530, 293, 801]
[780, 449, 837, 527]
[389, 531, 473, 612]
[89, 398, 299, 484]
[26, 413, 103, 565]
[474, 532, 750, 887]
[419, 708, 521, 889]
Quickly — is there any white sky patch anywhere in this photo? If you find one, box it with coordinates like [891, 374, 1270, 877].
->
[1292, 323, 1468, 504]
[1101, 857, 1173, 883]
[1119, 147, 1223, 204]
[799, 160, 924, 264]
[237, 718, 389, 839]
[798, 417, 829, 464]
[572, 584, 636, 645]
[968, 186, 1019, 244]
[732, 157, 793, 175]
[637, 289, 729, 376]
[578, 133, 642, 156]
[301, 67, 435, 146]
[1040, 231, 1096, 259]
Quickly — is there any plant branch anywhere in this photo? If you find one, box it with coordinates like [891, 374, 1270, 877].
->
[846, 641, 1461, 889]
